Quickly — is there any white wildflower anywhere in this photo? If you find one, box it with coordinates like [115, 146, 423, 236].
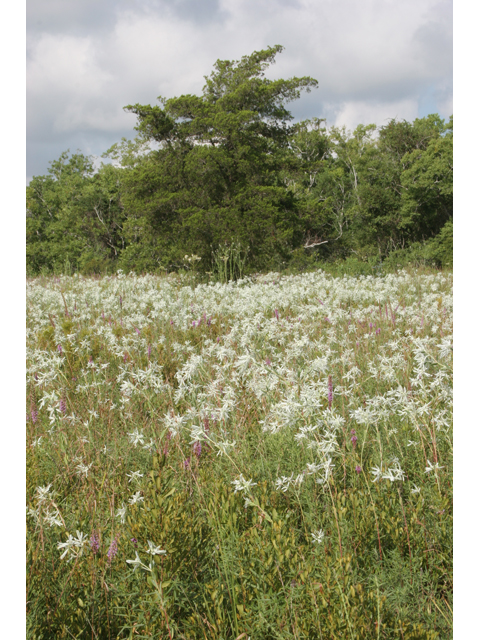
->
[44, 508, 64, 528]
[57, 530, 88, 562]
[76, 462, 93, 478]
[127, 428, 145, 447]
[126, 551, 151, 572]
[35, 484, 53, 505]
[116, 504, 127, 524]
[425, 459, 444, 474]
[127, 471, 144, 483]
[371, 465, 383, 483]
[215, 440, 236, 456]
[189, 424, 207, 443]
[146, 540, 166, 556]
[305, 462, 323, 475]
[231, 474, 257, 494]
[311, 530, 325, 544]
[129, 491, 144, 505]
[142, 438, 156, 452]
[275, 474, 294, 492]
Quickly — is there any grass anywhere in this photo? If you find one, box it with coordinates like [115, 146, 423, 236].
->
[26, 267, 452, 638]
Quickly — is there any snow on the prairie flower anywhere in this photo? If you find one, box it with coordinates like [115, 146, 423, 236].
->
[311, 530, 325, 544]
[27, 269, 452, 510]
[231, 474, 257, 494]
[128, 428, 145, 447]
[57, 531, 88, 562]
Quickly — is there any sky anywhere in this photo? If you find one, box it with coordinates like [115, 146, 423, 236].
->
[26, 0, 452, 182]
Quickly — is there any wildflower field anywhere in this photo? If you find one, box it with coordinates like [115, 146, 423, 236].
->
[26, 268, 453, 639]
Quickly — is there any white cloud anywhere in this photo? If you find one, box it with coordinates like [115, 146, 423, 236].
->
[26, 0, 452, 178]
[331, 98, 419, 131]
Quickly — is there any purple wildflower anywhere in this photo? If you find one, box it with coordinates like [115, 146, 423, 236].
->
[107, 536, 119, 563]
[57, 344, 62, 354]
[131, 537, 138, 548]
[59, 399, 66, 414]
[90, 531, 100, 554]
[376, 328, 381, 335]
[274, 309, 279, 320]
[163, 430, 172, 456]
[265, 357, 272, 366]
[31, 410, 38, 424]
[193, 441, 202, 459]
[355, 465, 362, 474]
[328, 375, 333, 410]
[184, 457, 191, 470]
[135, 327, 141, 335]
[351, 435, 358, 448]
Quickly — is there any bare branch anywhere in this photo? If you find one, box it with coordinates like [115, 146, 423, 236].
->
[303, 233, 329, 249]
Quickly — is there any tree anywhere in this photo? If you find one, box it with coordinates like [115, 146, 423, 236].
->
[26, 151, 125, 274]
[400, 116, 453, 241]
[118, 45, 318, 273]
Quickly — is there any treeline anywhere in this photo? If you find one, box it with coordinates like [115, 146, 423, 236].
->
[26, 46, 453, 277]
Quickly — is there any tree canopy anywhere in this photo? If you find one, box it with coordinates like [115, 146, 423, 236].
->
[26, 46, 453, 276]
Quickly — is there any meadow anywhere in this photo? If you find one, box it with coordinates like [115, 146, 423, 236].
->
[26, 268, 453, 639]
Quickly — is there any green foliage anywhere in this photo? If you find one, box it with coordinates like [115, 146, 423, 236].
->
[26, 270, 453, 638]
[117, 45, 316, 273]
[26, 47, 453, 276]
[381, 220, 453, 272]
[212, 241, 249, 283]
[117, 455, 449, 638]
[400, 117, 453, 241]
[26, 152, 126, 275]
[424, 221, 453, 268]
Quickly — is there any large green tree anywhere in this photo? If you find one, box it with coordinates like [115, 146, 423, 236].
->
[117, 45, 318, 272]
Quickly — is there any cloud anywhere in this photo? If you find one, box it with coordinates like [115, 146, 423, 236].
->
[26, 0, 452, 179]
[331, 99, 419, 131]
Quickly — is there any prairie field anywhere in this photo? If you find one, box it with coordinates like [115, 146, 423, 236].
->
[26, 268, 453, 639]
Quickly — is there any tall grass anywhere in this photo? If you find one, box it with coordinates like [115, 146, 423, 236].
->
[27, 267, 452, 638]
